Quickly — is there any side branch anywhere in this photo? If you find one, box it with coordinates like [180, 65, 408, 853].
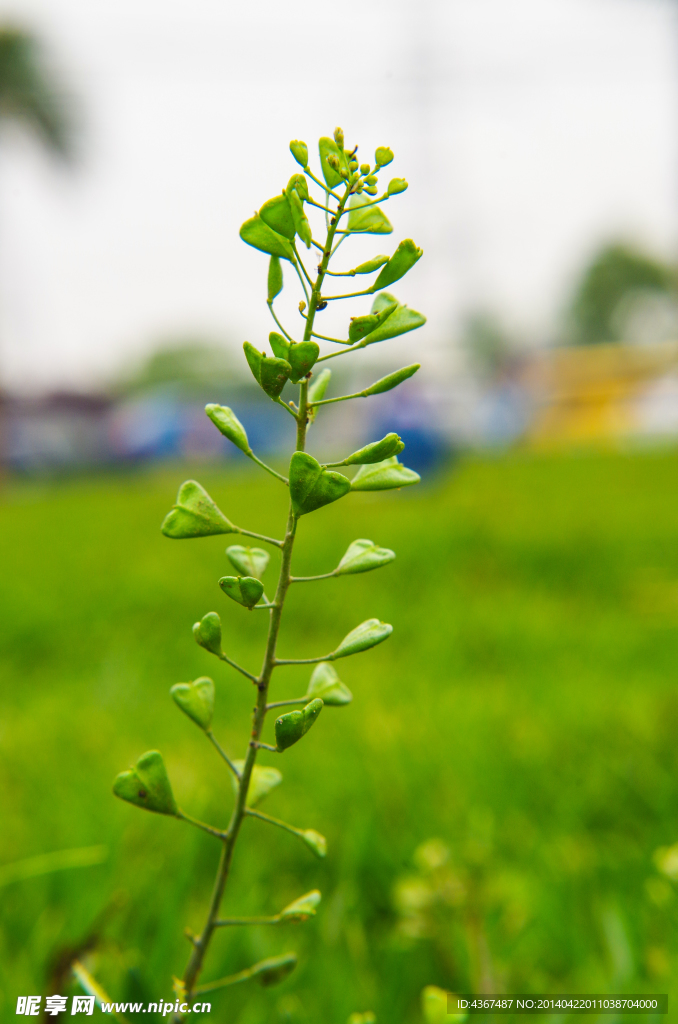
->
[232, 526, 284, 549]
[289, 571, 336, 582]
[244, 807, 306, 840]
[275, 654, 332, 666]
[214, 915, 281, 927]
[247, 451, 289, 485]
[218, 652, 258, 683]
[206, 731, 241, 778]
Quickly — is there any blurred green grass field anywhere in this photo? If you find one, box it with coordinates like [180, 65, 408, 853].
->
[2, 449, 678, 1022]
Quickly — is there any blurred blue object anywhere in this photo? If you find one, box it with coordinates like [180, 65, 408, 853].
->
[368, 389, 449, 475]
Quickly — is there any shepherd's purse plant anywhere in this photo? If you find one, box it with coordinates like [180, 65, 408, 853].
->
[111, 127, 426, 1014]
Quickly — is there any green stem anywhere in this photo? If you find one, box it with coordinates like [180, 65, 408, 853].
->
[246, 451, 289, 485]
[177, 811, 227, 840]
[290, 246, 311, 300]
[323, 287, 374, 302]
[289, 571, 337, 582]
[337, 194, 389, 218]
[265, 697, 308, 710]
[217, 652, 258, 683]
[180, 426, 307, 1008]
[275, 654, 333, 666]
[214, 915, 281, 927]
[331, 233, 349, 256]
[311, 385, 383, 407]
[304, 167, 341, 201]
[276, 397, 300, 420]
[193, 954, 297, 996]
[232, 526, 284, 549]
[305, 197, 336, 214]
[244, 806, 307, 842]
[267, 300, 296, 343]
[309, 330, 351, 344]
[316, 345, 361, 363]
[206, 731, 240, 779]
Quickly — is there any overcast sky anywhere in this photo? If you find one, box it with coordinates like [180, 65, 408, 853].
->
[0, 0, 676, 391]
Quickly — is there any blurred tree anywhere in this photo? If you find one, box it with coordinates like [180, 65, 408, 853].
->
[566, 243, 678, 345]
[461, 310, 517, 379]
[0, 27, 71, 157]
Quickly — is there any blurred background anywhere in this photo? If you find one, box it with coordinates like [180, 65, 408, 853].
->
[4, 0, 678, 1020]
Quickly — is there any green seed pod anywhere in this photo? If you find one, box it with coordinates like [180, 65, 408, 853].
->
[232, 761, 282, 806]
[161, 480, 234, 538]
[286, 173, 309, 201]
[289, 451, 351, 516]
[373, 239, 423, 290]
[335, 539, 396, 575]
[193, 611, 222, 655]
[243, 341, 263, 383]
[226, 544, 269, 579]
[287, 340, 319, 382]
[218, 575, 265, 610]
[113, 750, 178, 816]
[334, 126, 344, 149]
[306, 662, 353, 706]
[279, 889, 322, 922]
[289, 139, 308, 168]
[301, 829, 327, 858]
[170, 676, 214, 730]
[330, 619, 393, 659]
[259, 194, 295, 240]
[362, 363, 420, 396]
[204, 404, 250, 453]
[375, 146, 394, 166]
[308, 368, 331, 403]
[365, 175, 378, 186]
[268, 331, 290, 361]
[239, 214, 295, 261]
[364, 186, 378, 196]
[260, 355, 292, 399]
[287, 188, 312, 248]
[352, 255, 389, 275]
[275, 698, 323, 751]
[351, 456, 421, 491]
[356, 292, 426, 346]
[319, 136, 349, 188]
[346, 194, 393, 235]
[267, 256, 283, 302]
[255, 953, 298, 987]
[342, 433, 404, 465]
[360, 163, 371, 175]
[348, 1015, 376, 1024]
[387, 177, 408, 196]
[348, 301, 398, 344]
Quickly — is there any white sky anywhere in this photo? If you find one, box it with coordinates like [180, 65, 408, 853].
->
[0, 0, 676, 391]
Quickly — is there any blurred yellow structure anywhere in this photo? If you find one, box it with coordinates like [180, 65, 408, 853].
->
[527, 341, 678, 446]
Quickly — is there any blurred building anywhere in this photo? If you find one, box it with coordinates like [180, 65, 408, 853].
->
[526, 341, 678, 447]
